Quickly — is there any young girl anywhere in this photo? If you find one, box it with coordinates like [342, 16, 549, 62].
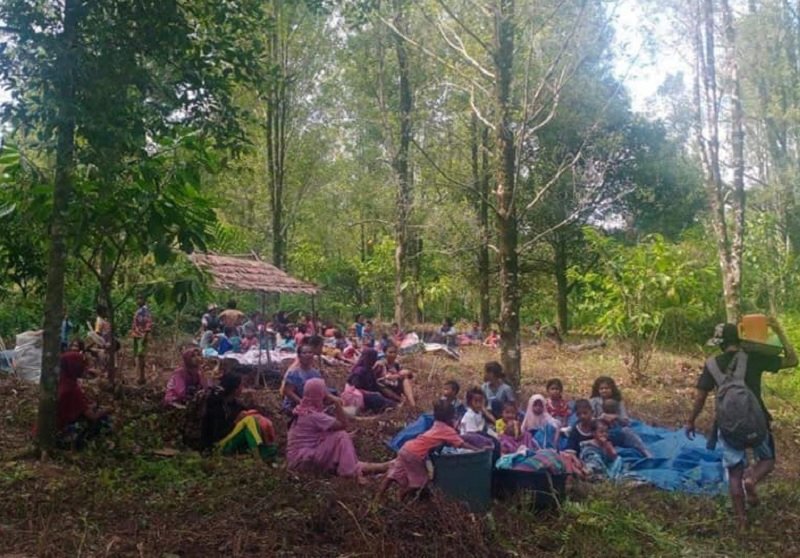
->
[590, 376, 651, 458]
[589, 376, 629, 424]
[520, 394, 561, 449]
[545, 378, 571, 427]
[379, 400, 480, 500]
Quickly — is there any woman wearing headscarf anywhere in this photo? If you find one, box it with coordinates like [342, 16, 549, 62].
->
[56, 348, 109, 447]
[287, 378, 388, 479]
[342, 348, 396, 412]
[163, 346, 209, 407]
[520, 394, 561, 450]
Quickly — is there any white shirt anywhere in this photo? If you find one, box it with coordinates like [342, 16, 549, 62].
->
[459, 408, 487, 435]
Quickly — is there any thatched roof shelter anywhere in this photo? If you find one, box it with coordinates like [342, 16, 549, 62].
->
[190, 253, 319, 295]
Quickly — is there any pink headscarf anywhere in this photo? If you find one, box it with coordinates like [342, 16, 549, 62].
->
[293, 378, 327, 416]
[521, 394, 560, 432]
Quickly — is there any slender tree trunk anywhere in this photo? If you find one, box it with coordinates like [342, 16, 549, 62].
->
[266, 1, 288, 270]
[471, 115, 492, 330]
[692, 0, 743, 323]
[493, 0, 521, 388]
[553, 233, 569, 334]
[721, 0, 745, 323]
[37, 0, 79, 452]
[392, 0, 414, 328]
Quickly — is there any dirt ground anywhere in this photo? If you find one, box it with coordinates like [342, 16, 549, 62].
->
[1, 341, 799, 557]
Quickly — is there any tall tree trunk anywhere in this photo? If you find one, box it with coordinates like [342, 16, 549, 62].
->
[693, 0, 744, 323]
[37, 0, 79, 452]
[266, 1, 288, 270]
[553, 232, 569, 334]
[493, 0, 521, 388]
[392, 0, 414, 328]
[721, 0, 745, 323]
[471, 114, 492, 330]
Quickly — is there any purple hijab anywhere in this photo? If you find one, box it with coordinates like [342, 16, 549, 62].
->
[347, 348, 380, 391]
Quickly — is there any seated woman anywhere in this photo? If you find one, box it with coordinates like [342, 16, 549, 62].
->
[287, 378, 388, 480]
[280, 344, 323, 413]
[164, 346, 210, 407]
[201, 374, 276, 461]
[343, 348, 397, 412]
[57, 347, 110, 449]
[375, 344, 416, 408]
[483, 329, 499, 349]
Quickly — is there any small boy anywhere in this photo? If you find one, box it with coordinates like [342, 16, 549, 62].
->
[441, 379, 466, 419]
[378, 399, 480, 500]
[565, 398, 595, 453]
[602, 399, 652, 458]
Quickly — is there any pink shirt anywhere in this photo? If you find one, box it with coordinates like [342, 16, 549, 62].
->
[402, 421, 464, 459]
[286, 411, 336, 465]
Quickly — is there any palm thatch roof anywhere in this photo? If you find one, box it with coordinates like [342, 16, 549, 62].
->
[190, 253, 319, 295]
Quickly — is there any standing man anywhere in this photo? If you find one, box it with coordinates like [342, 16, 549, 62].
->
[131, 294, 153, 385]
[686, 318, 797, 529]
[218, 299, 245, 330]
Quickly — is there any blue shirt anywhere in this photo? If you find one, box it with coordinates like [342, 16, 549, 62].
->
[282, 368, 322, 411]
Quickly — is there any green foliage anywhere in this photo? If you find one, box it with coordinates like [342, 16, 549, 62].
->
[560, 499, 683, 556]
[573, 228, 720, 377]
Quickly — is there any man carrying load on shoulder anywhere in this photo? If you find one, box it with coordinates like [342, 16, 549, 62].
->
[686, 317, 797, 530]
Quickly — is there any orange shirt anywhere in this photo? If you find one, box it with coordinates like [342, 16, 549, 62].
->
[402, 421, 464, 459]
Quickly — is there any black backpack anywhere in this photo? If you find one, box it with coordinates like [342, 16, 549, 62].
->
[705, 351, 768, 450]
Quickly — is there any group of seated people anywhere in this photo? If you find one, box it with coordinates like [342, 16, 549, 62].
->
[52, 309, 646, 499]
[381, 365, 653, 496]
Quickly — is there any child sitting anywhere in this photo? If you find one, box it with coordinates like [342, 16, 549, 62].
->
[379, 400, 480, 499]
[602, 399, 652, 458]
[589, 376, 629, 424]
[496, 401, 526, 454]
[545, 378, 571, 427]
[520, 394, 561, 449]
[481, 361, 516, 418]
[590, 376, 652, 458]
[483, 329, 499, 348]
[459, 387, 496, 438]
[565, 399, 595, 453]
[579, 420, 617, 480]
[441, 379, 467, 420]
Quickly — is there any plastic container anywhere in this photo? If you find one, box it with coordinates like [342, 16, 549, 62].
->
[738, 314, 769, 343]
[493, 469, 567, 511]
[431, 449, 493, 513]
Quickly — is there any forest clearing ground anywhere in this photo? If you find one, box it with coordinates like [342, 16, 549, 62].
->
[1, 342, 799, 557]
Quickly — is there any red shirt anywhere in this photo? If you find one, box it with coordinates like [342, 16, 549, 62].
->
[402, 421, 464, 459]
[57, 352, 89, 430]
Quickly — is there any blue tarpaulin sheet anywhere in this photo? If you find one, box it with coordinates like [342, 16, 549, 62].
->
[388, 416, 726, 494]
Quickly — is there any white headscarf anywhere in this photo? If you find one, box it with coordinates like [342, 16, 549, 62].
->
[521, 394, 560, 432]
